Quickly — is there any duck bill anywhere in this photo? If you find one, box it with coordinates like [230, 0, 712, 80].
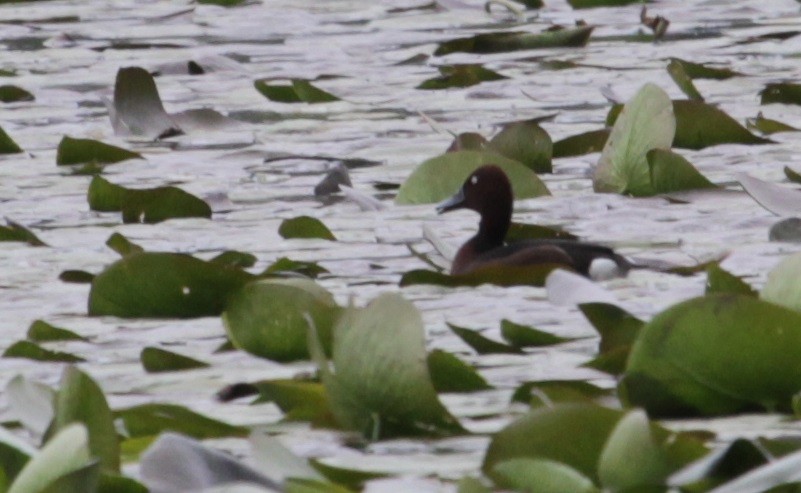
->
[436, 188, 465, 214]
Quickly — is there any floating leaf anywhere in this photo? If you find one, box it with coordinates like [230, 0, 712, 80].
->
[140, 347, 209, 373]
[647, 149, 716, 194]
[0, 85, 32, 104]
[417, 64, 507, 90]
[579, 302, 643, 375]
[97, 474, 149, 493]
[311, 293, 464, 438]
[223, 279, 339, 362]
[667, 59, 703, 101]
[553, 129, 610, 158]
[593, 83, 675, 195]
[500, 319, 572, 347]
[396, 150, 549, 204]
[0, 219, 46, 246]
[0, 126, 22, 154]
[112, 67, 181, 138]
[278, 216, 336, 241]
[3, 341, 84, 363]
[88, 252, 254, 318]
[105, 232, 143, 257]
[263, 257, 329, 278]
[492, 458, 598, 493]
[738, 173, 801, 216]
[435, 26, 594, 56]
[254, 79, 339, 103]
[672, 100, 771, 149]
[622, 294, 801, 416]
[448, 323, 522, 354]
[117, 404, 247, 440]
[59, 270, 95, 284]
[447, 132, 488, 152]
[427, 350, 492, 393]
[88, 176, 212, 224]
[48, 366, 120, 473]
[505, 222, 577, 242]
[705, 264, 756, 296]
[210, 250, 258, 268]
[667, 58, 741, 80]
[27, 320, 87, 342]
[252, 379, 335, 426]
[512, 380, 612, 406]
[747, 113, 799, 135]
[56, 136, 141, 166]
[488, 119, 552, 173]
[400, 263, 561, 288]
[761, 83, 801, 105]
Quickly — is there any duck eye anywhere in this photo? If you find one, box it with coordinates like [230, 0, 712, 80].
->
[471, 176, 478, 185]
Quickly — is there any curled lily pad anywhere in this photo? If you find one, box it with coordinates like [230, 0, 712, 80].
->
[112, 67, 181, 139]
[140, 347, 209, 373]
[0, 85, 33, 103]
[0, 219, 46, 246]
[56, 136, 142, 166]
[278, 216, 336, 241]
[0, 126, 22, 154]
[435, 26, 594, 56]
[488, 119, 552, 173]
[396, 150, 550, 205]
[622, 294, 801, 416]
[105, 232, 143, 257]
[417, 64, 507, 90]
[223, 279, 339, 362]
[400, 263, 561, 288]
[593, 83, 675, 195]
[254, 79, 339, 103]
[309, 293, 464, 438]
[88, 176, 212, 224]
[738, 173, 801, 216]
[427, 349, 492, 393]
[88, 252, 254, 318]
[553, 129, 610, 158]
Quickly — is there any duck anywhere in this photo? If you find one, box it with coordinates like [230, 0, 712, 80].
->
[437, 165, 632, 277]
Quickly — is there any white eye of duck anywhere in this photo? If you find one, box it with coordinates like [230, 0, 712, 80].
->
[471, 176, 478, 185]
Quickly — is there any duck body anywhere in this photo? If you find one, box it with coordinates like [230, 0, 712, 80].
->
[438, 165, 631, 277]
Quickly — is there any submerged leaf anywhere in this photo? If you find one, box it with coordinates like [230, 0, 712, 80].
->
[488, 119, 552, 173]
[417, 64, 507, 90]
[622, 294, 801, 416]
[396, 150, 549, 204]
[647, 149, 716, 194]
[435, 26, 594, 56]
[427, 350, 492, 393]
[88, 252, 254, 318]
[0, 126, 22, 154]
[140, 347, 209, 373]
[56, 136, 141, 166]
[278, 216, 336, 241]
[448, 323, 523, 355]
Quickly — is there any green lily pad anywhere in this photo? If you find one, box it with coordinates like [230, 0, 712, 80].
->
[761, 253, 801, 312]
[622, 294, 801, 416]
[760, 83, 801, 105]
[512, 380, 612, 406]
[500, 319, 573, 347]
[553, 128, 610, 158]
[48, 366, 120, 473]
[0, 85, 33, 103]
[97, 474, 148, 493]
[400, 263, 561, 288]
[223, 279, 339, 362]
[746, 113, 799, 135]
[647, 148, 716, 194]
[252, 379, 335, 426]
[579, 302, 643, 375]
[263, 257, 329, 278]
[309, 293, 464, 438]
[3, 341, 84, 363]
[417, 64, 507, 90]
[116, 403, 247, 439]
[493, 458, 598, 493]
[27, 320, 87, 342]
[447, 132, 488, 152]
[506, 222, 577, 242]
[427, 349, 492, 393]
[140, 347, 209, 373]
[0, 219, 46, 246]
[667, 58, 741, 80]
[254, 79, 339, 103]
[448, 323, 523, 354]
[488, 119, 552, 173]
[88, 176, 212, 224]
[0, 126, 22, 154]
[593, 83, 675, 195]
[105, 233, 143, 257]
[667, 59, 704, 101]
[59, 270, 95, 284]
[210, 250, 258, 268]
[706, 264, 756, 296]
[396, 150, 550, 205]
[278, 216, 336, 241]
[88, 252, 254, 318]
[435, 26, 594, 56]
[56, 137, 141, 166]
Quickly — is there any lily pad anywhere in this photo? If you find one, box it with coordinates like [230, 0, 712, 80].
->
[667, 58, 741, 80]
[417, 64, 507, 90]
[747, 113, 799, 135]
[278, 216, 336, 241]
[512, 380, 612, 406]
[88, 252, 254, 318]
[56, 136, 142, 166]
[435, 26, 594, 56]
[223, 279, 339, 362]
[262, 257, 329, 278]
[647, 148, 716, 194]
[0, 219, 46, 246]
[447, 132, 488, 152]
[140, 347, 209, 373]
[579, 302, 643, 376]
[0, 85, 32, 103]
[27, 320, 87, 342]
[88, 176, 212, 224]
[488, 119, 552, 173]
[500, 319, 573, 347]
[105, 233, 144, 257]
[251, 379, 335, 426]
[3, 341, 84, 363]
[492, 458, 598, 493]
[210, 250, 258, 268]
[0, 126, 22, 154]
[553, 129, 610, 158]
[59, 270, 95, 284]
[427, 350, 492, 393]
[448, 323, 523, 355]
[309, 293, 464, 438]
[622, 294, 801, 416]
[112, 67, 181, 139]
[396, 150, 549, 204]
[254, 79, 339, 103]
[117, 403, 247, 440]
[760, 83, 801, 105]
[667, 59, 704, 101]
[593, 83, 675, 195]
[705, 264, 756, 296]
[400, 263, 561, 288]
